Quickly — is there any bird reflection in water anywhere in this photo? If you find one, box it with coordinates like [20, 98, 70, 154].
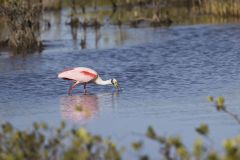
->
[60, 94, 98, 124]
[60, 92, 119, 124]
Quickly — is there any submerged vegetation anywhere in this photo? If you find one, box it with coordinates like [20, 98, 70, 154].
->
[0, 96, 240, 159]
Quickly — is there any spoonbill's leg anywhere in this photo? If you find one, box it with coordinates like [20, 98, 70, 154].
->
[67, 81, 80, 95]
[84, 83, 87, 94]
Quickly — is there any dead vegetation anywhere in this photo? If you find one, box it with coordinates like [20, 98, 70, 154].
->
[0, 0, 43, 53]
[1, 0, 240, 53]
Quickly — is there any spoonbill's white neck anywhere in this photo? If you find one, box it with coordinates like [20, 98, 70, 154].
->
[94, 76, 112, 85]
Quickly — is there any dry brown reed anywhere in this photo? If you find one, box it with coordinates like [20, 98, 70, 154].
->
[42, 0, 61, 11]
[204, 0, 240, 17]
[0, 0, 43, 53]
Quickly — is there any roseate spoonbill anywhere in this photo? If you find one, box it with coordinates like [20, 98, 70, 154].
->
[58, 67, 119, 95]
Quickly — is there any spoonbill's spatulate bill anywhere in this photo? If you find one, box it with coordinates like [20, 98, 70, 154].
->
[58, 67, 119, 95]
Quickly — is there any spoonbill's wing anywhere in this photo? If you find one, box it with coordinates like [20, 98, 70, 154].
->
[58, 67, 98, 83]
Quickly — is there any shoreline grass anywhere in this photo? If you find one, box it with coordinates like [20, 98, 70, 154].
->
[1, 0, 240, 53]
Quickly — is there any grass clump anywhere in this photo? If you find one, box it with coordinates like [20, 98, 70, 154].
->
[0, 0, 43, 53]
[201, 0, 240, 17]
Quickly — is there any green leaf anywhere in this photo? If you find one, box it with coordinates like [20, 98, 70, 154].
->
[215, 96, 225, 111]
[207, 96, 214, 102]
[168, 136, 182, 148]
[2, 122, 13, 133]
[146, 126, 156, 139]
[207, 151, 219, 160]
[193, 138, 203, 159]
[131, 141, 143, 151]
[196, 124, 209, 136]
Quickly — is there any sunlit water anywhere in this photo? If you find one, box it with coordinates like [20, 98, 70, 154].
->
[1, 10, 240, 155]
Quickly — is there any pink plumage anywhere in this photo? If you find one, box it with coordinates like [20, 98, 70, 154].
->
[58, 67, 98, 83]
[58, 67, 98, 94]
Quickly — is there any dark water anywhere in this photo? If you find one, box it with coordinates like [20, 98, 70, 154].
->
[1, 10, 240, 152]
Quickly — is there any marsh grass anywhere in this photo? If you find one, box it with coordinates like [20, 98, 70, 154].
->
[42, 0, 61, 11]
[65, 0, 240, 29]
[1, 0, 240, 52]
[0, 0, 43, 53]
[200, 0, 240, 17]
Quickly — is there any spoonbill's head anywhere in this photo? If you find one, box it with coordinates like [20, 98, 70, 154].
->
[111, 78, 119, 89]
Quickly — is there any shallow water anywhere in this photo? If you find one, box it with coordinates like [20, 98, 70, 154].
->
[1, 10, 240, 152]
